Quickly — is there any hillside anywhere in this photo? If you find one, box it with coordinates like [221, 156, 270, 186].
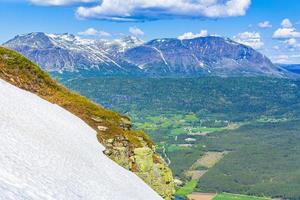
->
[0, 47, 175, 199]
[0, 79, 162, 200]
[4, 33, 293, 78]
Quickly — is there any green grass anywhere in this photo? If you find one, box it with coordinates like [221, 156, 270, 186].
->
[213, 193, 270, 200]
[171, 127, 187, 136]
[176, 179, 198, 196]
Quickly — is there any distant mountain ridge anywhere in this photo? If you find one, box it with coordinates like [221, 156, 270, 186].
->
[279, 64, 300, 74]
[4, 32, 143, 75]
[3, 32, 294, 78]
[124, 37, 286, 77]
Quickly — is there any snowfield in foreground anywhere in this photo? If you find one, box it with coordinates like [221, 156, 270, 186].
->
[0, 79, 162, 200]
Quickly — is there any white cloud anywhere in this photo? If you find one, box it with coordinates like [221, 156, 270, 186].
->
[29, 0, 96, 6]
[99, 31, 111, 37]
[258, 21, 272, 28]
[273, 55, 289, 63]
[291, 55, 300, 58]
[78, 28, 111, 37]
[281, 18, 293, 28]
[233, 32, 264, 49]
[284, 38, 300, 49]
[129, 27, 144, 37]
[285, 38, 297, 46]
[273, 19, 300, 40]
[178, 30, 208, 40]
[78, 28, 98, 36]
[272, 28, 300, 39]
[76, 0, 251, 21]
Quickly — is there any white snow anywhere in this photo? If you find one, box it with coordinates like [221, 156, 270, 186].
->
[0, 79, 162, 200]
[151, 47, 169, 67]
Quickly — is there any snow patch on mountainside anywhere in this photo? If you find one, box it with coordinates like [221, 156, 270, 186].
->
[0, 79, 162, 200]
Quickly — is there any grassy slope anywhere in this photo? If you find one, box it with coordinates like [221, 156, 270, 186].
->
[0, 46, 154, 153]
[176, 180, 198, 196]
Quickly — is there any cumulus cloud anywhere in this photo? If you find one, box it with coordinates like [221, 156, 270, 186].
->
[283, 38, 300, 49]
[78, 28, 98, 36]
[29, 0, 96, 6]
[281, 18, 293, 28]
[273, 19, 300, 39]
[75, 0, 251, 21]
[178, 30, 208, 40]
[258, 21, 272, 29]
[272, 28, 300, 39]
[233, 32, 264, 49]
[78, 28, 111, 37]
[129, 27, 144, 36]
[284, 38, 297, 46]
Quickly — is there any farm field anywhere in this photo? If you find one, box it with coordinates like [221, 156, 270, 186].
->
[213, 193, 270, 200]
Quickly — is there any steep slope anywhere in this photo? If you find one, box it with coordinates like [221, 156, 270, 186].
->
[123, 37, 287, 77]
[0, 79, 163, 200]
[0, 47, 175, 199]
[4, 32, 142, 75]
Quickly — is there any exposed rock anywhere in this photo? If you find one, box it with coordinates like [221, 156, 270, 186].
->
[91, 116, 103, 123]
[120, 117, 132, 130]
[103, 138, 175, 200]
[97, 125, 109, 132]
[133, 147, 175, 200]
[174, 178, 184, 186]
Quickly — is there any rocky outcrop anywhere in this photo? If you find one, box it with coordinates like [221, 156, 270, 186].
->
[101, 131, 175, 200]
[91, 114, 175, 200]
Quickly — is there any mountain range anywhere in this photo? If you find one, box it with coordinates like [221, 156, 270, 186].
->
[3, 32, 294, 78]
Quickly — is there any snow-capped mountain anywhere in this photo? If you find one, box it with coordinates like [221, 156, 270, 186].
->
[123, 37, 287, 77]
[0, 78, 163, 200]
[4, 32, 142, 75]
[4, 33, 291, 77]
[104, 36, 144, 54]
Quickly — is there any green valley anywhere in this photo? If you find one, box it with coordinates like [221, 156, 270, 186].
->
[58, 76, 300, 199]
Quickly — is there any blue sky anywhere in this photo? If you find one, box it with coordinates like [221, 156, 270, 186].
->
[0, 0, 300, 63]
